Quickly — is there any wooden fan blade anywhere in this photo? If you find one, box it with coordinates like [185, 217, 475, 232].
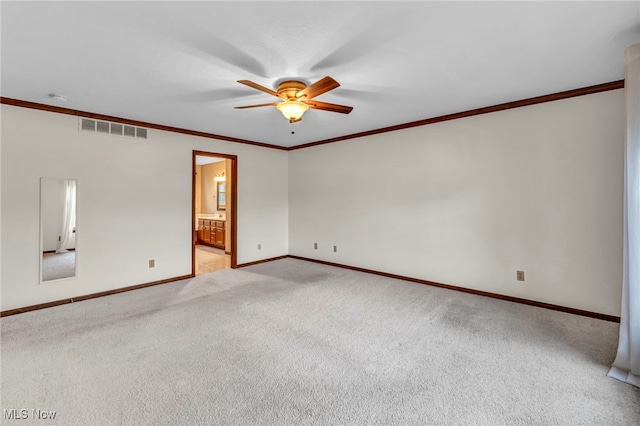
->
[296, 76, 340, 100]
[234, 102, 278, 109]
[307, 100, 353, 114]
[237, 80, 283, 99]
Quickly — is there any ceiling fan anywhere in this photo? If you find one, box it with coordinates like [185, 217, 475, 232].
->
[234, 76, 353, 123]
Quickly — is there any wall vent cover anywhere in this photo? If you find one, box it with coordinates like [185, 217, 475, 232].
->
[79, 118, 148, 139]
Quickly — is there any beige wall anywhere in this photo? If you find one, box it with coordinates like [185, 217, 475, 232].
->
[200, 161, 226, 215]
[0, 89, 626, 315]
[1, 104, 289, 311]
[289, 89, 625, 316]
[195, 165, 202, 214]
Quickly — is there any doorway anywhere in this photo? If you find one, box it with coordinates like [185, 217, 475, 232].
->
[192, 151, 237, 275]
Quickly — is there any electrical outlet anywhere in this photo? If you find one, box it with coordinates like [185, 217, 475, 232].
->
[517, 270, 525, 281]
[314, 242, 318, 250]
[333, 245, 337, 253]
[258, 243, 261, 250]
[149, 259, 155, 268]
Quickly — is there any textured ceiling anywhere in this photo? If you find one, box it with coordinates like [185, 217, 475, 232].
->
[2, 1, 639, 148]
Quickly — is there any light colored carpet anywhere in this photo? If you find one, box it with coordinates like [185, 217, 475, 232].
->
[1, 258, 639, 425]
[41, 251, 76, 281]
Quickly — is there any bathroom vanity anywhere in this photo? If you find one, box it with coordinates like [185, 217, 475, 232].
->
[197, 218, 225, 249]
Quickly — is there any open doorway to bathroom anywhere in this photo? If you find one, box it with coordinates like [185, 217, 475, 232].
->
[192, 151, 237, 275]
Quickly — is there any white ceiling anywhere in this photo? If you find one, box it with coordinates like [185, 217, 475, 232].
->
[2, 1, 639, 148]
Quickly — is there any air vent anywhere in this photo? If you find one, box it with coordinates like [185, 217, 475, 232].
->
[81, 118, 95, 131]
[136, 128, 147, 139]
[110, 123, 123, 136]
[79, 118, 148, 139]
[123, 125, 136, 137]
[96, 121, 109, 134]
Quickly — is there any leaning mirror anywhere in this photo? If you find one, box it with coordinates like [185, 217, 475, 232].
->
[40, 178, 77, 283]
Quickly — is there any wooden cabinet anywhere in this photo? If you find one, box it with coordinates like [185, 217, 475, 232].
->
[197, 218, 225, 249]
[204, 220, 212, 243]
[214, 226, 224, 247]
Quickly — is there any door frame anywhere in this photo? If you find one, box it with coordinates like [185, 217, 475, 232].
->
[192, 150, 238, 273]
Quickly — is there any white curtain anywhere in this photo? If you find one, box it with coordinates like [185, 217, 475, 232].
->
[609, 43, 640, 388]
[56, 180, 76, 253]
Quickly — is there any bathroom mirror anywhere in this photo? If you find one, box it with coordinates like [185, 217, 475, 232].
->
[40, 178, 77, 283]
[217, 182, 226, 211]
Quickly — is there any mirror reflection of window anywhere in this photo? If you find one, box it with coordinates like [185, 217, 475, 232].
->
[40, 178, 77, 283]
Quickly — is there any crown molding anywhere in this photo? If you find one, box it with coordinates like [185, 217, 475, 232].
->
[0, 97, 288, 151]
[1, 80, 624, 152]
[288, 80, 625, 150]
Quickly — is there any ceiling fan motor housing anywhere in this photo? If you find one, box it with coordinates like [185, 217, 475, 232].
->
[277, 80, 307, 100]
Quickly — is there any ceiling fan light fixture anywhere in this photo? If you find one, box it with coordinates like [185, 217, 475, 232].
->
[276, 100, 309, 122]
[235, 76, 351, 121]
